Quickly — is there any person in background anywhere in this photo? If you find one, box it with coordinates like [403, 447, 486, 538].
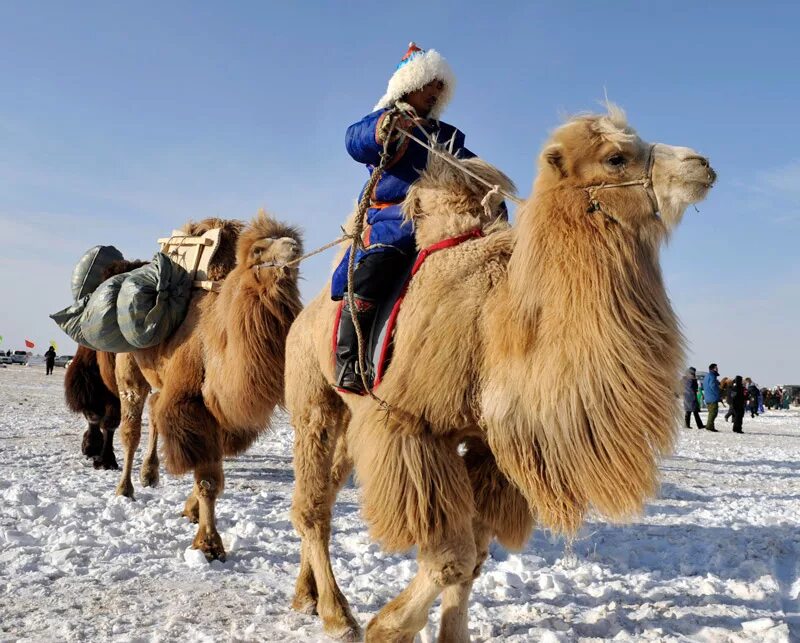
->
[683, 367, 705, 429]
[703, 363, 721, 432]
[745, 378, 760, 418]
[730, 375, 746, 434]
[44, 346, 56, 375]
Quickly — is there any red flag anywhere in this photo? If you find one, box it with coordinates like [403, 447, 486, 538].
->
[24, 339, 35, 349]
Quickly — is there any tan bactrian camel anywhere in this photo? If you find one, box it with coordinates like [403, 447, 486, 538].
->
[114, 212, 303, 560]
[287, 107, 716, 641]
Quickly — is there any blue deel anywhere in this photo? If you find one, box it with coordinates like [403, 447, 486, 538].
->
[331, 108, 474, 299]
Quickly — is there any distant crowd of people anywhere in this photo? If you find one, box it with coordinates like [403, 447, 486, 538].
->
[683, 363, 795, 434]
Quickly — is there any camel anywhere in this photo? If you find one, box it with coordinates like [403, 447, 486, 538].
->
[114, 212, 303, 561]
[286, 106, 716, 641]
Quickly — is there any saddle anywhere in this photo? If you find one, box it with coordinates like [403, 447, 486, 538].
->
[158, 228, 224, 292]
[332, 229, 483, 391]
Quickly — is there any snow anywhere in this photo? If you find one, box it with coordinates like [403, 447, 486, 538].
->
[1, 366, 799, 642]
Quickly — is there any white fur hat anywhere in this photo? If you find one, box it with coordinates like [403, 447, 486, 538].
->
[373, 42, 456, 119]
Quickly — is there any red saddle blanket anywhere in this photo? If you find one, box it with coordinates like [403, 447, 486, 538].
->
[332, 229, 483, 393]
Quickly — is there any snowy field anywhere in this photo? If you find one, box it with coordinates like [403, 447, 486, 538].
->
[1, 366, 799, 643]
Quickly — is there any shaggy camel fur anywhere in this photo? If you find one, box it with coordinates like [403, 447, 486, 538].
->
[287, 107, 716, 641]
[115, 213, 303, 560]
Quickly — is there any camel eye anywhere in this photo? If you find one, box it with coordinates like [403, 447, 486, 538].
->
[607, 154, 626, 167]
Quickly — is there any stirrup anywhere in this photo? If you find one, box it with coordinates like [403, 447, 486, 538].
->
[336, 359, 367, 394]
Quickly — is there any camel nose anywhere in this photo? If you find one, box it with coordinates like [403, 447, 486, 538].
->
[689, 155, 716, 185]
[699, 157, 717, 185]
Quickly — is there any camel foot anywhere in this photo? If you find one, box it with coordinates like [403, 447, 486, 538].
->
[192, 530, 226, 562]
[82, 428, 103, 458]
[95, 451, 119, 470]
[115, 479, 135, 499]
[290, 593, 317, 615]
[365, 620, 413, 643]
[325, 621, 363, 642]
[140, 462, 160, 487]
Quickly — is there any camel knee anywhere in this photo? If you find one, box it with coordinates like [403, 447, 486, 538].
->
[420, 535, 477, 588]
[291, 498, 332, 538]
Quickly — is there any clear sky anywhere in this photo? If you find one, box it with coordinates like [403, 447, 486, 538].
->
[1, 2, 797, 385]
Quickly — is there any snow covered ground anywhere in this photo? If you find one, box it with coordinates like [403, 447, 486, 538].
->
[1, 366, 799, 642]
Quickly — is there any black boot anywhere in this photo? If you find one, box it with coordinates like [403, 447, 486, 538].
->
[335, 298, 377, 394]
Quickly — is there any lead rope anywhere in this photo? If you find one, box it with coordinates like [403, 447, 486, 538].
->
[344, 109, 403, 405]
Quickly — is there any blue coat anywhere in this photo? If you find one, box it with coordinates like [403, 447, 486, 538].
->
[703, 372, 721, 404]
[331, 108, 474, 299]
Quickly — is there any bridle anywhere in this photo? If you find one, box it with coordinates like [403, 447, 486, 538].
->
[585, 143, 659, 219]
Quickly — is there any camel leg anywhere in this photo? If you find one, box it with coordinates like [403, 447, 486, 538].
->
[437, 523, 492, 643]
[140, 392, 160, 487]
[97, 427, 119, 470]
[97, 398, 121, 470]
[82, 418, 103, 460]
[290, 407, 360, 641]
[114, 389, 147, 499]
[292, 431, 352, 617]
[183, 489, 200, 523]
[437, 438, 535, 642]
[346, 412, 477, 642]
[190, 460, 226, 561]
[365, 535, 477, 643]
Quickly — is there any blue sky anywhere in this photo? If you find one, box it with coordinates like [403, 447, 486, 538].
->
[1, 2, 797, 385]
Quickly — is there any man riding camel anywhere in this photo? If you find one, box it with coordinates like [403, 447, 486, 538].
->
[331, 42, 496, 393]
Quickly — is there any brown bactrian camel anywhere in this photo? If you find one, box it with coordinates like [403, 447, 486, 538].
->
[114, 212, 303, 560]
[286, 106, 716, 641]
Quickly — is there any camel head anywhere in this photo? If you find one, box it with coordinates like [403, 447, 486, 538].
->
[236, 210, 303, 282]
[403, 150, 515, 248]
[535, 105, 716, 240]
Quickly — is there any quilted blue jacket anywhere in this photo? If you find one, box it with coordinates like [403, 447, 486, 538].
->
[331, 108, 474, 299]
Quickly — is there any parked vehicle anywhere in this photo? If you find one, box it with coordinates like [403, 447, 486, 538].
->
[0, 355, 12, 365]
[54, 355, 74, 368]
[11, 351, 29, 365]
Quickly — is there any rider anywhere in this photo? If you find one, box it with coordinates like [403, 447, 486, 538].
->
[331, 42, 477, 393]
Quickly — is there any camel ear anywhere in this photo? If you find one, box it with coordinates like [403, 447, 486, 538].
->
[403, 189, 422, 221]
[543, 144, 567, 178]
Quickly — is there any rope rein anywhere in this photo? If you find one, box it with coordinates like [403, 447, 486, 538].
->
[344, 110, 402, 404]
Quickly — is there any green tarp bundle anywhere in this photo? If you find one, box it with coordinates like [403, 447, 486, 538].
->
[51, 250, 192, 353]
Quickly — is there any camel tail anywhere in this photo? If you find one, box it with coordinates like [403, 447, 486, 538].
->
[64, 345, 119, 421]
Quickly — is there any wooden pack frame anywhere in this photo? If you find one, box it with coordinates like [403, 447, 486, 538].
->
[158, 228, 223, 292]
